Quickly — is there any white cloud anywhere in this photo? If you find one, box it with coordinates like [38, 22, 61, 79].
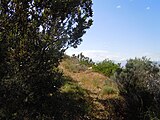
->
[116, 5, 121, 9]
[127, 52, 160, 61]
[66, 49, 126, 62]
[146, 6, 150, 10]
[143, 52, 160, 61]
[66, 49, 160, 62]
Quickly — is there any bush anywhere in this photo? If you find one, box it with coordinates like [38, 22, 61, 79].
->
[114, 57, 160, 120]
[77, 53, 95, 67]
[101, 79, 119, 96]
[62, 55, 88, 72]
[101, 86, 118, 95]
[93, 59, 120, 77]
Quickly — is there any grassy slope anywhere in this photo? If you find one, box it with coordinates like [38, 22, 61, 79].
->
[59, 56, 125, 120]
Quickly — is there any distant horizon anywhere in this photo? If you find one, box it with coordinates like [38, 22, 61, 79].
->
[66, 50, 160, 63]
[66, 49, 160, 62]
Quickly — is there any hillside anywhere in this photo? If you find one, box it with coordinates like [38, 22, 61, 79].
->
[59, 55, 125, 120]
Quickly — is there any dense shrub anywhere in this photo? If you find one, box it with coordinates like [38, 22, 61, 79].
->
[114, 57, 160, 120]
[76, 53, 95, 67]
[93, 59, 120, 77]
[101, 79, 119, 95]
[101, 86, 118, 95]
[62, 55, 88, 72]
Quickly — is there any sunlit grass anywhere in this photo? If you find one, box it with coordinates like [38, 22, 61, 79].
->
[58, 55, 124, 119]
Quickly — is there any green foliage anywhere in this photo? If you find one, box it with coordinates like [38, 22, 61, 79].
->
[101, 86, 118, 95]
[63, 55, 88, 72]
[101, 79, 119, 96]
[114, 57, 160, 120]
[62, 53, 95, 73]
[93, 59, 120, 77]
[61, 82, 86, 95]
[58, 79, 92, 119]
[76, 53, 95, 67]
[0, 0, 93, 119]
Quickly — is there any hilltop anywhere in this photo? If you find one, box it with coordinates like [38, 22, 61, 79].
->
[58, 55, 160, 119]
[58, 55, 125, 119]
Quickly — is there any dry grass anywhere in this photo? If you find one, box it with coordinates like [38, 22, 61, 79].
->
[59, 59, 119, 99]
[58, 58, 125, 119]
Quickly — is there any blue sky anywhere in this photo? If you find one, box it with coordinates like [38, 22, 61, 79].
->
[66, 0, 160, 61]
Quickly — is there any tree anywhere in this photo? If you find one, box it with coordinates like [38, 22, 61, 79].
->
[114, 57, 160, 120]
[93, 59, 120, 77]
[0, 0, 93, 119]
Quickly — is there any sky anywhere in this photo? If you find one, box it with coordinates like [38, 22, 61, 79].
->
[66, 0, 160, 62]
